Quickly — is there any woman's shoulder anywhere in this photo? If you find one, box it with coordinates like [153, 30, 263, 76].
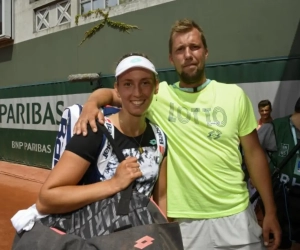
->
[147, 120, 164, 132]
[147, 122, 167, 142]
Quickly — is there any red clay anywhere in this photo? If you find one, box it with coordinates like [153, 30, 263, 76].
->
[0, 161, 265, 250]
[0, 161, 50, 250]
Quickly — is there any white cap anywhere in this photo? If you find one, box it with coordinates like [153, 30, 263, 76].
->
[115, 56, 158, 78]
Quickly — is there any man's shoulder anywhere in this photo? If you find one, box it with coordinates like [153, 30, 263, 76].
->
[159, 81, 170, 87]
[272, 115, 291, 125]
[271, 116, 291, 135]
[157, 81, 172, 93]
[259, 123, 274, 133]
[158, 80, 244, 96]
[211, 80, 244, 93]
[257, 123, 274, 142]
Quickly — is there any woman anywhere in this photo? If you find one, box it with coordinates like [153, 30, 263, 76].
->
[36, 53, 167, 217]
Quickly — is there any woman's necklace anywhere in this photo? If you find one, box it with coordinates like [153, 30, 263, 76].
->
[117, 113, 146, 154]
[131, 130, 145, 154]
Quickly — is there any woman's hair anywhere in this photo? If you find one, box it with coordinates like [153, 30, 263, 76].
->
[116, 52, 158, 82]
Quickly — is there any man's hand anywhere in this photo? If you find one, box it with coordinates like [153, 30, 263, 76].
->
[240, 131, 281, 249]
[73, 88, 121, 136]
[74, 101, 104, 136]
[262, 213, 281, 250]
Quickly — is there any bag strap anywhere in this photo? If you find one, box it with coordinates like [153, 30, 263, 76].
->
[97, 125, 134, 215]
[266, 150, 278, 170]
[250, 139, 300, 203]
[98, 124, 126, 162]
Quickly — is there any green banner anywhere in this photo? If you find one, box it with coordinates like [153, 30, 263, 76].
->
[0, 81, 93, 168]
[0, 128, 56, 168]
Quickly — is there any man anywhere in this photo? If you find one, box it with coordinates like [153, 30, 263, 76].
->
[74, 19, 280, 249]
[258, 97, 300, 250]
[257, 100, 273, 130]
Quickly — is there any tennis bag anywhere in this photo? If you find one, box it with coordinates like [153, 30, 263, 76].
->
[12, 121, 184, 250]
[51, 104, 121, 169]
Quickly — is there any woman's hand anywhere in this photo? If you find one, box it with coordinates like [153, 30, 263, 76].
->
[111, 157, 142, 190]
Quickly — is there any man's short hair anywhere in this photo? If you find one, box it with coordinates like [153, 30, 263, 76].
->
[168, 19, 207, 54]
[295, 97, 300, 113]
[258, 100, 272, 110]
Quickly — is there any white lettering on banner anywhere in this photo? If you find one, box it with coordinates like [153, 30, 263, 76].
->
[12, 141, 52, 153]
[0, 93, 89, 131]
[12, 141, 23, 149]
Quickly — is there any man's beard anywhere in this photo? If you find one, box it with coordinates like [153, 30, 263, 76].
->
[179, 67, 204, 85]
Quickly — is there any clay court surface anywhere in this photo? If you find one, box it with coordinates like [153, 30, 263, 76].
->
[0, 161, 265, 250]
[0, 161, 50, 250]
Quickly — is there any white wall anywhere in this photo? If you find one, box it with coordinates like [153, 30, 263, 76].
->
[239, 80, 300, 120]
[13, 0, 175, 44]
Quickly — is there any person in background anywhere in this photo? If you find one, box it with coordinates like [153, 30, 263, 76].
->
[257, 100, 273, 130]
[258, 97, 300, 250]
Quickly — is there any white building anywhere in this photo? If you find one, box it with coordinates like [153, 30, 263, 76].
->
[0, 0, 174, 47]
